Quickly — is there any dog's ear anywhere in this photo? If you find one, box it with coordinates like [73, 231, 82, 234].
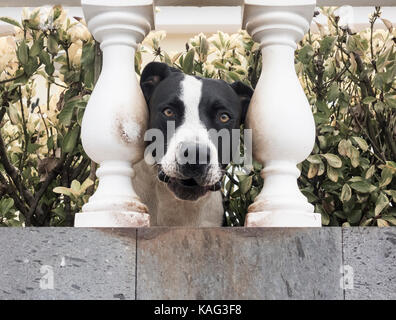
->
[230, 81, 254, 123]
[140, 62, 180, 103]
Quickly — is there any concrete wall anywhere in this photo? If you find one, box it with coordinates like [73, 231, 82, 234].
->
[0, 227, 395, 300]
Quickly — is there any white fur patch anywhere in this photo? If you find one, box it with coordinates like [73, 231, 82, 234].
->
[160, 75, 223, 186]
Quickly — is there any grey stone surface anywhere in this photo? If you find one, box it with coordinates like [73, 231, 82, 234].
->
[343, 227, 396, 300]
[3, 227, 396, 300]
[0, 228, 136, 300]
[136, 227, 343, 299]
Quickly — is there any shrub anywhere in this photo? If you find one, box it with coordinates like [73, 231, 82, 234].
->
[0, 6, 395, 227]
[296, 8, 396, 227]
[0, 6, 97, 226]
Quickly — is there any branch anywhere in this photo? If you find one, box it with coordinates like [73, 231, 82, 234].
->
[0, 117, 36, 206]
[27, 155, 66, 225]
[86, 161, 97, 196]
[0, 73, 24, 85]
[70, 158, 90, 181]
[61, 155, 74, 226]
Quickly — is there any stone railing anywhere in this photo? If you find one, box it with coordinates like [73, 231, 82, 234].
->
[0, 227, 395, 299]
[1, 0, 395, 228]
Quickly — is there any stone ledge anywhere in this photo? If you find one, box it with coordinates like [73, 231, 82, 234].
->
[0, 227, 395, 300]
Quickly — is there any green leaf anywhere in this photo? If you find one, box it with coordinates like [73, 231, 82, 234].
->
[39, 50, 51, 66]
[199, 36, 209, 56]
[350, 137, 368, 152]
[53, 187, 72, 196]
[30, 40, 42, 57]
[39, 51, 54, 75]
[27, 142, 41, 153]
[362, 96, 376, 104]
[183, 48, 195, 74]
[0, 198, 14, 214]
[71, 180, 81, 194]
[213, 61, 227, 70]
[346, 209, 362, 225]
[382, 216, 396, 226]
[24, 57, 39, 76]
[7, 102, 20, 125]
[341, 184, 352, 203]
[17, 40, 29, 65]
[360, 218, 373, 226]
[319, 36, 336, 57]
[321, 210, 330, 226]
[307, 163, 319, 179]
[318, 136, 327, 149]
[62, 126, 80, 153]
[47, 34, 59, 55]
[301, 188, 319, 203]
[47, 135, 54, 151]
[307, 154, 323, 164]
[240, 175, 252, 194]
[297, 44, 313, 64]
[349, 146, 360, 168]
[58, 103, 74, 126]
[375, 192, 389, 216]
[377, 219, 389, 227]
[0, 16, 21, 28]
[365, 165, 376, 179]
[350, 181, 377, 193]
[384, 190, 396, 202]
[373, 73, 385, 90]
[384, 94, 396, 109]
[327, 165, 339, 182]
[327, 83, 339, 102]
[80, 178, 94, 193]
[322, 153, 342, 168]
[349, 176, 364, 183]
[338, 139, 352, 157]
[227, 71, 240, 82]
[379, 167, 393, 188]
[81, 42, 95, 67]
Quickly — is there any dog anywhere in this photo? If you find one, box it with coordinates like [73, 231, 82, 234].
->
[132, 62, 253, 226]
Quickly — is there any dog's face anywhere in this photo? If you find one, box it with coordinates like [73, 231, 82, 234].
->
[140, 62, 253, 201]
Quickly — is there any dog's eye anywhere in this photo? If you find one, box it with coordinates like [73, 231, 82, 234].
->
[219, 113, 230, 123]
[163, 108, 174, 117]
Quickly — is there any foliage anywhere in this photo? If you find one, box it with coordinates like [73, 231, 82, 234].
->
[297, 7, 396, 227]
[0, 6, 395, 227]
[0, 6, 98, 226]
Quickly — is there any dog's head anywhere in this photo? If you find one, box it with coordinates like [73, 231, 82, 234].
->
[140, 62, 253, 201]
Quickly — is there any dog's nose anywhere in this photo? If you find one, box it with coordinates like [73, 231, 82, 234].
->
[177, 142, 210, 178]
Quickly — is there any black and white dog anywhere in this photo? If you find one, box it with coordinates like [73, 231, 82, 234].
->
[132, 62, 253, 226]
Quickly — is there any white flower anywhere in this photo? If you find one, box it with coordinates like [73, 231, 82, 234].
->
[189, 33, 206, 47]
[0, 36, 17, 74]
[143, 30, 166, 50]
[68, 41, 83, 66]
[67, 23, 92, 43]
[204, 62, 215, 74]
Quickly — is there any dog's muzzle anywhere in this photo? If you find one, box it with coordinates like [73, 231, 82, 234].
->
[157, 167, 222, 201]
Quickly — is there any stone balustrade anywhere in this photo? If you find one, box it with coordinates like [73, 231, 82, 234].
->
[73, 0, 322, 228]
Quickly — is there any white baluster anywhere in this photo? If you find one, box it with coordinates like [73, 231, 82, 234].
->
[243, 0, 321, 227]
[74, 0, 154, 227]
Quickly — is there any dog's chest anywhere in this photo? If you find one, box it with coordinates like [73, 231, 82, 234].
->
[133, 160, 224, 227]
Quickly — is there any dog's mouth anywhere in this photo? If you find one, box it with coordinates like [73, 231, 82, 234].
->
[158, 169, 222, 201]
